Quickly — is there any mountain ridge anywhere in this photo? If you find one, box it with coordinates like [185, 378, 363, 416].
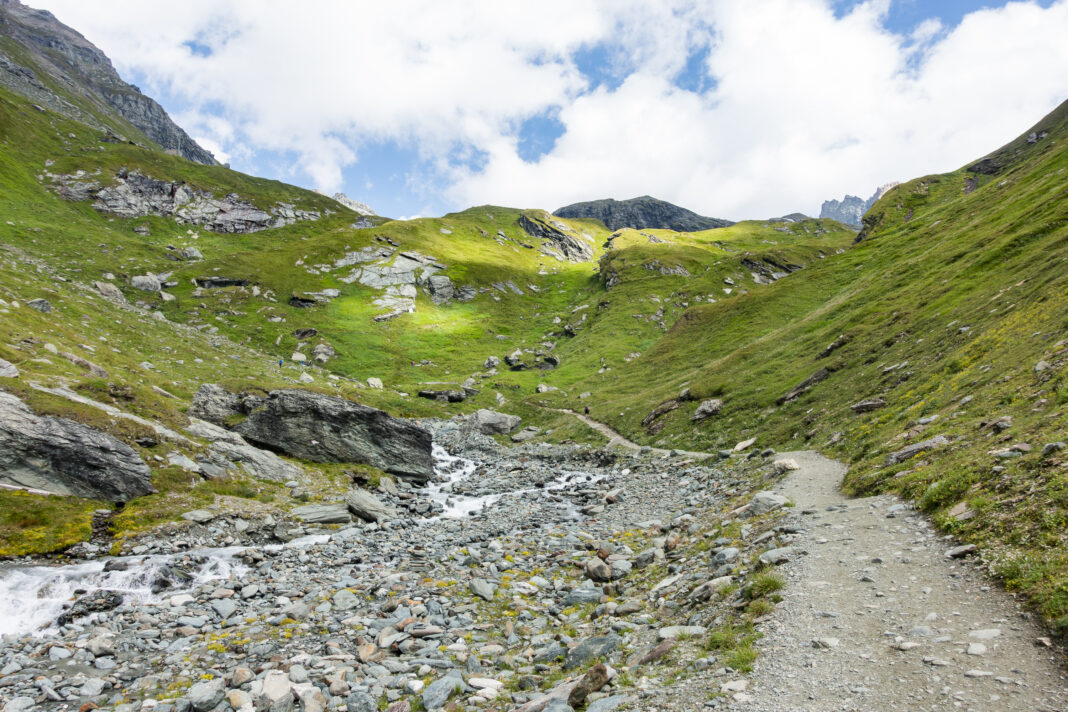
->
[0, 0, 216, 165]
[553, 195, 733, 231]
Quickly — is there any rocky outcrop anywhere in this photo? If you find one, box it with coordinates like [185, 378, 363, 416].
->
[517, 214, 594, 263]
[192, 387, 434, 482]
[49, 169, 321, 234]
[0, 390, 153, 501]
[0, 0, 216, 164]
[554, 196, 732, 232]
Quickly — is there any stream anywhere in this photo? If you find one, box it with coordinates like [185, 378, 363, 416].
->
[0, 444, 599, 638]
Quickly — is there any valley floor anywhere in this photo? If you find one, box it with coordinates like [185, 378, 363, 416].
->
[738, 451, 1067, 711]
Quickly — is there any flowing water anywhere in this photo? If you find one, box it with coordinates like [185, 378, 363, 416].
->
[0, 444, 597, 637]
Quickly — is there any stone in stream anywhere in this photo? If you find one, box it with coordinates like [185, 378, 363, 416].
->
[0, 391, 152, 501]
[56, 590, 124, 627]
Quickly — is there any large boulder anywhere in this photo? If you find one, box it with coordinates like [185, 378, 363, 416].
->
[470, 409, 522, 434]
[344, 488, 398, 522]
[232, 389, 434, 482]
[0, 390, 153, 501]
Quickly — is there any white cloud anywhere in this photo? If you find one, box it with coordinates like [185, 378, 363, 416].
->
[28, 0, 1068, 218]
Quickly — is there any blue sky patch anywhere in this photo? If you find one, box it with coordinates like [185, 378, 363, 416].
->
[516, 110, 566, 163]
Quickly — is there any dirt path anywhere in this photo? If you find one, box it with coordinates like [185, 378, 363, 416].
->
[738, 450, 1067, 711]
[554, 408, 714, 459]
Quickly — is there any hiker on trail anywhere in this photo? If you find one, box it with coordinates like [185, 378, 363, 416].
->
[584, 405, 590, 416]
[278, 358, 283, 367]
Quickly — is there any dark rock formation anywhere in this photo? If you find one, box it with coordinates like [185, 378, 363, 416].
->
[0, 390, 153, 501]
[0, 0, 216, 164]
[553, 196, 732, 232]
[57, 590, 123, 626]
[517, 214, 594, 263]
[195, 277, 250, 289]
[205, 388, 434, 482]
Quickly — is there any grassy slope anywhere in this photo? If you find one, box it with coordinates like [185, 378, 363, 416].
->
[4, 75, 1065, 634]
[544, 100, 1068, 630]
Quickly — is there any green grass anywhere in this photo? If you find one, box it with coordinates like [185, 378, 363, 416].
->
[2, 76, 1067, 637]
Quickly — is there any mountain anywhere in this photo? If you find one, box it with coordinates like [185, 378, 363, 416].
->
[331, 192, 376, 216]
[0, 0, 216, 164]
[0, 3, 1066, 678]
[553, 195, 733, 231]
[819, 182, 899, 227]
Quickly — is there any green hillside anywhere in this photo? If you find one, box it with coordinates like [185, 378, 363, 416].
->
[541, 100, 1068, 629]
[2, 77, 1066, 635]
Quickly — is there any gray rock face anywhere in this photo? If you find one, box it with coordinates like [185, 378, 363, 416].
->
[469, 409, 522, 435]
[0, 390, 153, 501]
[344, 488, 398, 522]
[517, 214, 594, 263]
[27, 298, 51, 313]
[189, 384, 245, 424]
[819, 183, 898, 228]
[229, 389, 434, 482]
[50, 169, 320, 234]
[554, 196, 732, 232]
[0, 1, 217, 164]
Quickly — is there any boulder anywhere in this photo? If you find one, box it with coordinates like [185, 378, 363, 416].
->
[851, 398, 887, 413]
[57, 590, 123, 626]
[885, 435, 949, 465]
[748, 491, 789, 515]
[94, 281, 126, 303]
[292, 504, 352, 524]
[564, 634, 620, 670]
[470, 409, 522, 434]
[692, 398, 723, 421]
[0, 390, 152, 501]
[231, 389, 433, 481]
[131, 274, 161, 292]
[27, 298, 52, 313]
[418, 389, 466, 403]
[345, 488, 398, 522]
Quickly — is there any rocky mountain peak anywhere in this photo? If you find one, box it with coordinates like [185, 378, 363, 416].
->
[818, 182, 899, 228]
[0, 0, 216, 165]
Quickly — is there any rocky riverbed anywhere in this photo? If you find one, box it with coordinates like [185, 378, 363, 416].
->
[0, 419, 804, 712]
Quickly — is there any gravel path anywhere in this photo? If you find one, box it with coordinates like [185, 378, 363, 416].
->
[556, 409, 714, 459]
[739, 450, 1067, 711]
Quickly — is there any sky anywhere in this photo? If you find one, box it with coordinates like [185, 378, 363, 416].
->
[28, 0, 1068, 220]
